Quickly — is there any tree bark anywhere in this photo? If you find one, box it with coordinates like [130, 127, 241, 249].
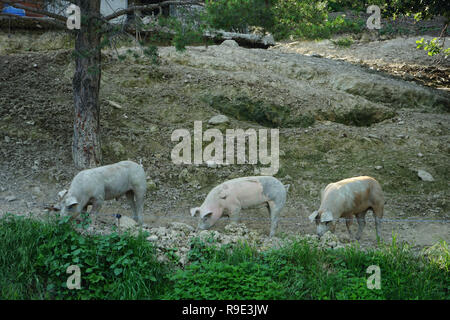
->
[72, 0, 102, 169]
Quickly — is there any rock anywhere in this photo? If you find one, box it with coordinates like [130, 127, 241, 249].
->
[4, 136, 10, 143]
[198, 230, 220, 241]
[169, 222, 195, 233]
[224, 223, 248, 237]
[146, 235, 158, 242]
[417, 153, 423, 157]
[208, 114, 229, 125]
[417, 170, 434, 182]
[107, 100, 123, 109]
[319, 231, 339, 248]
[375, 166, 383, 170]
[118, 215, 137, 230]
[206, 160, 218, 168]
[220, 40, 239, 48]
[5, 195, 17, 202]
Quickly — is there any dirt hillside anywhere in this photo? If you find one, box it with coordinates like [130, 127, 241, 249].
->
[0, 31, 448, 252]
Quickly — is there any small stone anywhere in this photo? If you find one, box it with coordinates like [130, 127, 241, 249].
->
[107, 100, 123, 109]
[169, 222, 195, 233]
[33, 63, 38, 68]
[146, 235, 158, 242]
[417, 153, 423, 157]
[220, 40, 239, 47]
[118, 215, 137, 230]
[5, 196, 17, 202]
[206, 160, 218, 168]
[208, 114, 229, 125]
[417, 170, 434, 182]
[374, 166, 383, 170]
[4, 136, 10, 143]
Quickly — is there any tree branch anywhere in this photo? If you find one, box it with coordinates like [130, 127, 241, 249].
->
[0, 13, 65, 28]
[104, 1, 204, 21]
[0, 0, 67, 22]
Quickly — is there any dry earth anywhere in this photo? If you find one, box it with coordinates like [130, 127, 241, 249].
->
[0, 30, 449, 255]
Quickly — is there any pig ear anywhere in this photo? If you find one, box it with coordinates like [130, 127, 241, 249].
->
[65, 196, 78, 208]
[308, 211, 319, 222]
[190, 207, 201, 217]
[58, 189, 68, 200]
[320, 210, 333, 223]
[201, 211, 212, 219]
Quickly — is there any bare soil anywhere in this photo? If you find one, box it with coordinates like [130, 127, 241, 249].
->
[0, 30, 448, 252]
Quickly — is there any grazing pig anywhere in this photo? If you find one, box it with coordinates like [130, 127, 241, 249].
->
[190, 176, 287, 237]
[59, 161, 146, 224]
[309, 176, 384, 240]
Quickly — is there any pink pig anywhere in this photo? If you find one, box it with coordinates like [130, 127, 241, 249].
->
[190, 176, 287, 237]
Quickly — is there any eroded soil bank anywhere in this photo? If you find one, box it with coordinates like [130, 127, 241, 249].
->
[0, 31, 448, 252]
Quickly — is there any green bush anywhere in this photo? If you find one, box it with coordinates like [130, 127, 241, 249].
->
[204, 0, 274, 33]
[0, 214, 170, 299]
[271, 0, 329, 39]
[0, 215, 448, 300]
[166, 261, 283, 299]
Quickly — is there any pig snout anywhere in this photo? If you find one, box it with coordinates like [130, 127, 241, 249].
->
[316, 223, 329, 237]
[197, 212, 215, 230]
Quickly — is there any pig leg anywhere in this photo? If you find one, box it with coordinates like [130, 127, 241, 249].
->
[355, 211, 367, 240]
[345, 216, 354, 238]
[133, 189, 145, 225]
[229, 205, 242, 224]
[89, 199, 104, 226]
[125, 191, 137, 218]
[268, 200, 280, 237]
[372, 205, 384, 241]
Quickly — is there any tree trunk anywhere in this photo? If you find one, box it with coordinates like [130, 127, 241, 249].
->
[72, 0, 102, 169]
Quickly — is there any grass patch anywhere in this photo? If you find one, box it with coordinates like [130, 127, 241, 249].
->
[0, 214, 171, 299]
[204, 94, 315, 128]
[0, 215, 448, 300]
[331, 37, 354, 48]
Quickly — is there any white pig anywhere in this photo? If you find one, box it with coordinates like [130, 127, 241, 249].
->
[59, 160, 146, 224]
[309, 176, 384, 240]
[190, 176, 287, 237]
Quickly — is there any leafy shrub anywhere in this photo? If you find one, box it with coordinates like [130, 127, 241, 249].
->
[0, 214, 170, 299]
[166, 261, 283, 299]
[35, 217, 169, 299]
[271, 0, 329, 39]
[204, 0, 274, 33]
[416, 37, 450, 57]
[0, 215, 448, 300]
